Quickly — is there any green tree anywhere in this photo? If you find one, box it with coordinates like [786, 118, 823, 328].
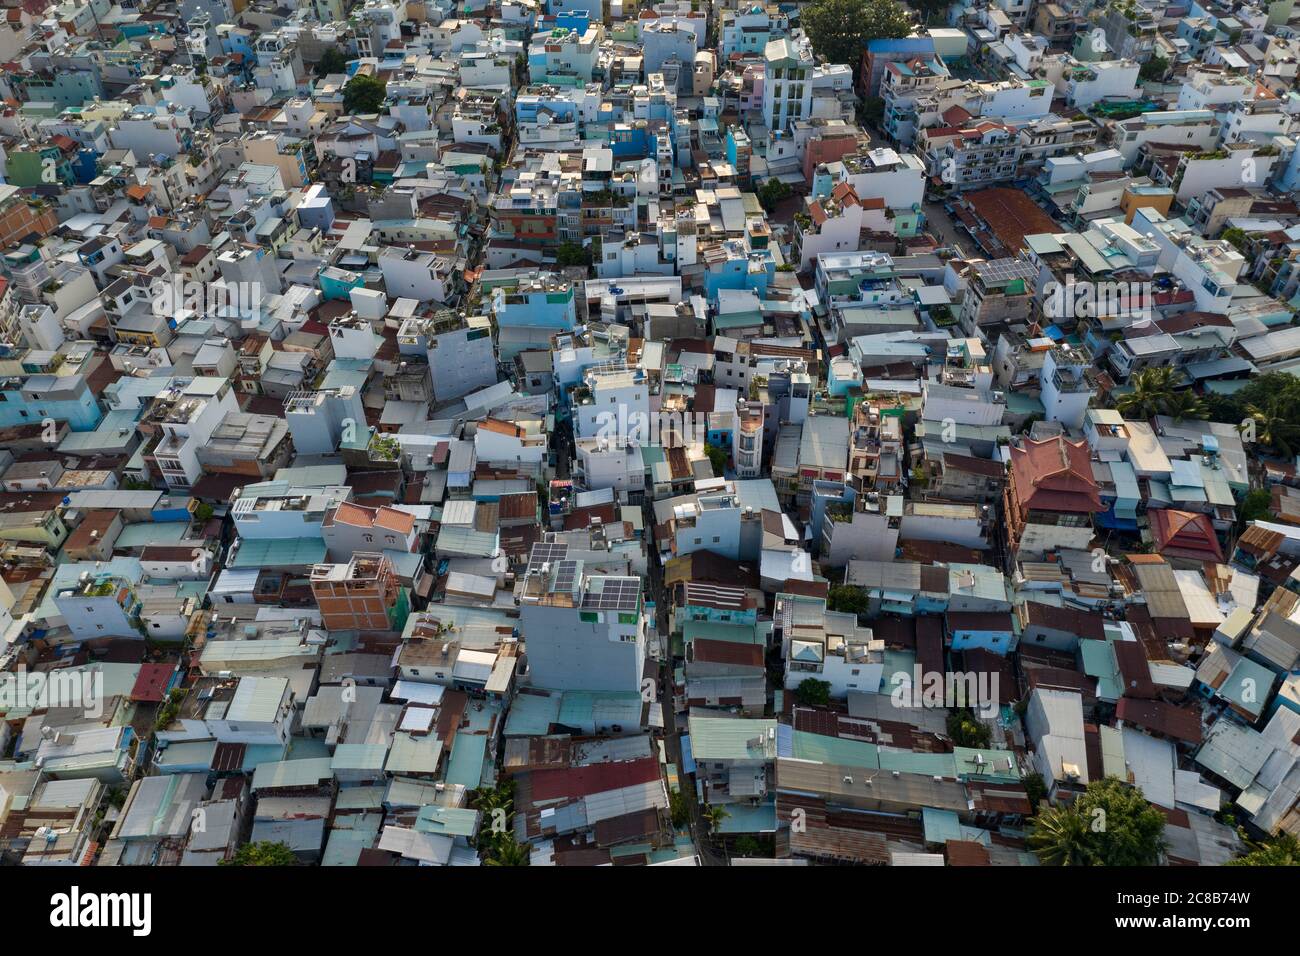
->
[701, 804, 730, 835]
[1022, 771, 1047, 813]
[910, 0, 952, 24]
[221, 841, 298, 866]
[1139, 54, 1169, 81]
[857, 95, 886, 129]
[704, 443, 728, 477]
[1243, 393, 1300, 457]
[1027, 802, 1094, 865]
[1074, 777, 1167, 865]
[342, 73, 387, 114]
[1220, 227, 1249, 253]
[1029, 778, 1167, 866]
[669, 789, 690, 829]
[484, 833, 531, 866]
[1115, 366, 1179, 420]
[1239, 488, 1273, 525]
[945, 708, 991, 748]
[794, 677, 832, 707]
[734, 835, 763, 857]
[555, 241, 591, 268]
[756, 177, 791, 212]
[1227, 831, 1300, 866]
[1162, 388, 1207, 422]
[827, 584, 870, 616]
[801, 0, 913, 69]
[315, 47, 349, 77]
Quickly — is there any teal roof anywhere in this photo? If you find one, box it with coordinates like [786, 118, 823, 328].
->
[322, 813, 383, 866]
[790, 730, 879, 768]
[57, 408, 141, 453]
[1221, 656, 1275, 718]
[155, 739, 217, 770]
[331, 744, 389, 772]
[113, 521, 189, 549]
[230, 537, 327, 568]
[444, 733, 489, 788]
[333, 786, 386, 811]
[952, 747, 1021, 782]
[922, 807, 991, 846]
[273, 464, 349, 486]
[251, 757, 333, 792]
[385, 732, 443, 775]
[414, 805, 480, 838]
[682, 620, 762, 645]
[504, 692, 561, 736]
[688, 716, 778, 761]
[878, 750, 956, 777]
[1081, 639, 1122, 701]
[556, 691, 642, 729]
[241, 743, 290, 770]
[717, 798, 777, 834]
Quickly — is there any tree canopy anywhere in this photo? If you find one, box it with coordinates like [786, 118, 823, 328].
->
[1028, 778, 1166, 866]
[827, 584, 870, 616]
[801, 0, 912, 70]
[794, 677, 832, 707]
[343, 73, 387, 114]
[1227, 831, 1300, 866]
[315, 47, 349, 77]
[1204, 372, 1300, 458]
[221, 841, 298, 866]
[704, 443, 729, 477]
[945, 709, 991, 749]
[756, 177, 792, 212]
[1115, 366, 1204, 421]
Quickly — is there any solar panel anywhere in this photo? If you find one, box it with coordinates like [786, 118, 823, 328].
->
[581, 577, 641, 611]
[977, 257, 1036, 282]
[527, 541, 568, 573]
[551, 559, 580, 595]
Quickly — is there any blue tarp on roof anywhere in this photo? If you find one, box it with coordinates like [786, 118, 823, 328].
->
[1094, 506, 1139, 531]
[680, 734, 696, 775]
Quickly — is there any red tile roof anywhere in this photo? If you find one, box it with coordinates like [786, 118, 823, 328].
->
[129, 663, 175, 703]
[529, 756, 660, 801]
[1148, 509, 1224, 563]
[1009, 437, 1102, 515]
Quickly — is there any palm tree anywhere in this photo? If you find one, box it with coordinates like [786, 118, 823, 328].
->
[1162, 388, 1206, 422]
[485, 834, 530, 866]
[472, 781, 516, 856]
[1027, 804, 1093, 866]
[1244, 395, 1300, 457]
[1115, 366, 1178, 420]
[701, 804, 730, 836]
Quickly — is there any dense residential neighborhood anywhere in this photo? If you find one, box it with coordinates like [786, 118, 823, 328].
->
[0, 0, 1297, 879]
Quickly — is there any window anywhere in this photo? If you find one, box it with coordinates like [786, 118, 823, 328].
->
[580, 611, 599, 623]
